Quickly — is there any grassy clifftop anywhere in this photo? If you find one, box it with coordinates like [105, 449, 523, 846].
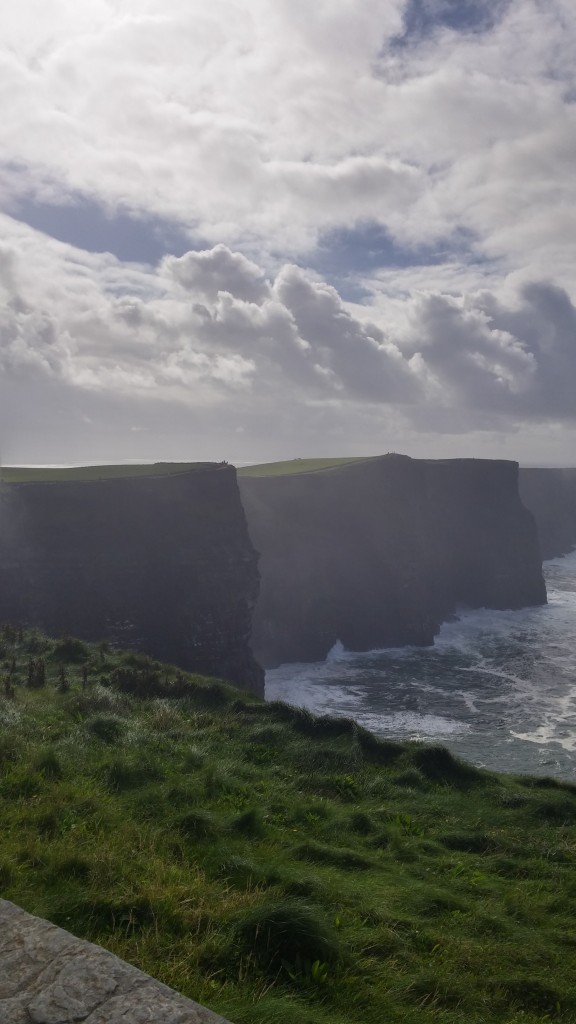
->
[238, 457, 370, 477]
[0, 462, 220, 483]
[1, 629, 575, 1023]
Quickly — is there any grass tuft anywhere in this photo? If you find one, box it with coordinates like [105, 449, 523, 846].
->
[232, 897, 341, 977]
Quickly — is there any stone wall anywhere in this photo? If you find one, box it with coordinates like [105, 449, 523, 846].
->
[0, 899, 233, 1024]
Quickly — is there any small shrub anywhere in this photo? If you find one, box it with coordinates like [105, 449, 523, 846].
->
[408, 972, 471, 1009]
[282, 875, 327, 900]
[439, 832, 496, 854]
[51, 856, 92, 881]
[356, 729, 405, 765]
[232, 808, 265, 837]
[410, 744, 484, 785]
[491, 977, 562, 1015]
[295, 840, 373, 870]
[87, 716, 124, 743]
[178, 809, 218, 839]
[249, 724, 290, 747]
[533, 798, 576, 825]
[232, 897, 341, 977]
[100, 758, 162, 792]
[392, 769, 426, 789]
[244, 744, 276, 766]
[348, 810, 375, 834]
[52, 637, 89, 664]
[0, 863, 13, 889]
[182, 747, 205, 771]
[33, 749, 63, 780]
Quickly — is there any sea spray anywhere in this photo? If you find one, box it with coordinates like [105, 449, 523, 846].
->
[266, 550, 576, 780]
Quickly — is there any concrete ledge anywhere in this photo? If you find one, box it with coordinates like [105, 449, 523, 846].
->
[0, 899, 233, 1024]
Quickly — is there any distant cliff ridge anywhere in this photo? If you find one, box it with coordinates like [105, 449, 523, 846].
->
[239, 455, 547, 668]
[0, 463, 263, 694]
[519, 468, 576, 559]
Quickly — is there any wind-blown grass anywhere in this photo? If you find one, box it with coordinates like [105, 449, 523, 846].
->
[0, 627, 575, 1023]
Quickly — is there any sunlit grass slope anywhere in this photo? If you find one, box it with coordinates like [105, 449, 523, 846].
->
[0, 462, 219, 483]
[238, 457, 370, 477]
[1, 628, 576, 1023]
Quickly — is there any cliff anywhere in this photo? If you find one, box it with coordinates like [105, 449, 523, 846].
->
[239, 455, 546, 668]
[519, 468, 576, 559]
[0, 464, 263, 694]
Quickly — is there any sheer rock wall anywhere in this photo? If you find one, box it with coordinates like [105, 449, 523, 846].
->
[519, 468, 576, 559]
[239, 455, 547, 668]
[0, 465, 263, 694]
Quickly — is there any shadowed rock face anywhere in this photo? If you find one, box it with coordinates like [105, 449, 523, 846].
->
[0, 465, 263, 694]
[0, 898, 233, 1023]
[239, 455, 547, 668]
[519, 468, 576, 560]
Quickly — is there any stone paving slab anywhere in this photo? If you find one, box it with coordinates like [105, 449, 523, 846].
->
[0, 900, 233, 1024]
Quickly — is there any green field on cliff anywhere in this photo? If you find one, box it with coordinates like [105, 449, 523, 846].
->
[0, 462, 220, 483]
[1, 629, 576, 1024]
[238, 457, 370, 477]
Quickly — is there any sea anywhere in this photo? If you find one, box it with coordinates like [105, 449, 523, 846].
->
[265, 550, 576, 781]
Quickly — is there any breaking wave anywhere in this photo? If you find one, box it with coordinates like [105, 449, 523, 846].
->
[266, 550, 576, 779]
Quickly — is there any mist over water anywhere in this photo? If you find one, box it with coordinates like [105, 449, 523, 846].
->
[266, 550, 576, 780]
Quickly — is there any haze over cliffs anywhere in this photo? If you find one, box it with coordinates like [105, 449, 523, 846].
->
[239, 455, 547, 668]
[519, 468, 576, 559]
[0, 463, 263, 694]
[0, 455, 557, 685]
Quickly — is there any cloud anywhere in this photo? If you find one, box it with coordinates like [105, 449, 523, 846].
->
[0, 1, 575, 463]
[403, 281, 576, 423]
[1, 0, 573, 274]
[1, 219, 574, 443]
[165, 244, 270, 303]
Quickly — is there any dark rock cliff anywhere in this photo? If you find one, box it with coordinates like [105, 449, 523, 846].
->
[0, 464, 263, 694]
[239, 455, 547, 668]
[519, 468, 576, 560]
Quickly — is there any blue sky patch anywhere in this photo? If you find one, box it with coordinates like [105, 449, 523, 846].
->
[393, 0, 509, 46]
[10, 190, 199, 264]
[310, 222, 478, 300]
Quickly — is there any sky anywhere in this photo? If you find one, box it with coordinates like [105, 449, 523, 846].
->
[0, 0, 575, 466]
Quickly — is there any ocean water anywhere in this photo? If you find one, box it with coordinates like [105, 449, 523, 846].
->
[265, 550, 576, 780]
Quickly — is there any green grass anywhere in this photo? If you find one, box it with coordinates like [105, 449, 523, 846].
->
[0, 462, 221, 483]
[237, 457, 370, 477]
[1, 627, 576, 1023]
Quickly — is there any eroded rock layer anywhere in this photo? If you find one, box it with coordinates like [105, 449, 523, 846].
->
[239, 455, 547, 668]
[0, 465, 263, 694]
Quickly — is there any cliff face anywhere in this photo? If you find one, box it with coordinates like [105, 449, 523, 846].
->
[519, 468, 576, 559]
[0, 465, 263, 694]
[239, 455, 546, 668]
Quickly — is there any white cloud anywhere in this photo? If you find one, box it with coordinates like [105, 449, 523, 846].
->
[0, 1, 575, 462]
[165, 244, 270, 303]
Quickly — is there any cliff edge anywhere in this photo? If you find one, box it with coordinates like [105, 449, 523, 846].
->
[0, 464, 263, 694]
[519, 468, 576, 559]
[239, 455, 546, 668]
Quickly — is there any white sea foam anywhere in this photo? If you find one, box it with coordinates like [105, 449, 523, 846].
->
[265, 551, 576, 778]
